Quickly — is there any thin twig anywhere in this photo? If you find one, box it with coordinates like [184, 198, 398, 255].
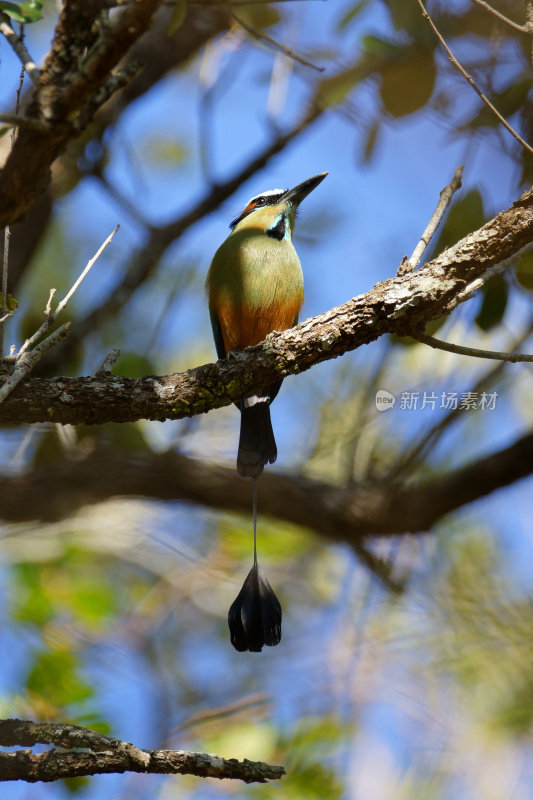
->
[413, 331, 533, 363]
[415, 0, 533, 155]
[0, 228, 10, 362]
[228, 10, 324, 72]
[0, 323, 71, 404]
[470, 0, 528, 34]
[0, 11, 40, 86]
[56, 226, 120, 317]
[526, 0, 533, 67]
[398, 166, 464, 275]
[95, 347, 121, 377]
[17, 226, 119, 357]
[0, 113, 49, 132]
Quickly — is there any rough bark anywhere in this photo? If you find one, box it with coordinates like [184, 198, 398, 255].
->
[1, 190, 531, 426]
[0, 719, 283, 784]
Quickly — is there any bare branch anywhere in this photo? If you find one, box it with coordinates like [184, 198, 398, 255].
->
[416, 0, 533, 155]
[0, 323, 71, 405]
[0, 11, 40, 86]
[17, 226, 119, 358]
[470, 0, 528, 34]
[398, 165, 464, 275]
[0, 719, 284, 784]
[0, 227, 9, 360]
[228, 9, 324, 72]
[95, 347, 121, 377]
[1, 430, 532, 540]
[55, 225, 120, 317]
[413, 331, 533, 363]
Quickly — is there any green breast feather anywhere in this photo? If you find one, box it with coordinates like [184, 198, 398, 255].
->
[207, 229, 304, 312]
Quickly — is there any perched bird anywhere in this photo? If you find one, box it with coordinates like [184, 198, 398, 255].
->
[206, 171, 328, 651]
[206, 172, 328, 477]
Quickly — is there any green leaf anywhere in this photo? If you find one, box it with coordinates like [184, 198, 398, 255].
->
[515, 250, 533, 290]
[12, 563, 55, 628]
[0, 0, 43, 24]
[71, 714, 111, 735]
[475, 274, 508, 331]
[491, 688, 533, 736]
[362, 34, 404, 59]
[383, 0, 429, 36]
[0, 292, 19, 313]
[142, 136, 189, 166]
[319, 57, 376, 107]
[166, 0, 186, 37]
[431, 189, 486, 257]
[27, 648, 94, 709]
[336, 0, 370, 32]
[114, 351, 156, 378]
[220, 515, 311, 563]
[454, 6, 522, 38]
[62, 776, 90, 795]
[379, 49, 436, 117]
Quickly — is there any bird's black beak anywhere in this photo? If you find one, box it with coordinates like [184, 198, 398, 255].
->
[280, 172, 328, 207]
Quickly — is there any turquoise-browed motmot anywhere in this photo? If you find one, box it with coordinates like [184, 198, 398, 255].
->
[206, 172, 327, 652]
[206, 172, 328, 477]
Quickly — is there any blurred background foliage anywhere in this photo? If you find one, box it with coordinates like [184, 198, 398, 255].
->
[0, 0, 532, 797]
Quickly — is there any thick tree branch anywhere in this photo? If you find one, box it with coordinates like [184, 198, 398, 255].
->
[1, 431, 532, 537]
[0, 719, 283, 784]
[0, 190, 531, 426]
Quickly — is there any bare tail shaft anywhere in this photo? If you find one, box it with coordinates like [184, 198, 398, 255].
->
[237, 403, 277, 477]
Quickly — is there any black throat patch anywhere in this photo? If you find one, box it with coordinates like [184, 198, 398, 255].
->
[267, 215, 286, 241]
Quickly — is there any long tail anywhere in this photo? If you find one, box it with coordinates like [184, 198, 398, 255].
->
[237, 401, 277, 477]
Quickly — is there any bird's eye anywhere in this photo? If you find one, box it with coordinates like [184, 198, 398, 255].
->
[254, 197, 266, 207]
